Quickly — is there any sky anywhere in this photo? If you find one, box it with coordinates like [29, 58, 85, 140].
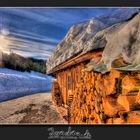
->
[0, 8, 118, 60]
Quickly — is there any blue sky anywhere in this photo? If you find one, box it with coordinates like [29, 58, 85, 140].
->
[0, 8, 118, 59]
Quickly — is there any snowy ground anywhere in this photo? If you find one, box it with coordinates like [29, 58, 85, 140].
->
[0, 68, 54, 102]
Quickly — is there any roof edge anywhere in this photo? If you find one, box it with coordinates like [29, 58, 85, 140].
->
[47, 48, 103, 75]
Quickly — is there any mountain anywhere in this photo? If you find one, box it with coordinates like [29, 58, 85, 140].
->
[46, 8, 140, 73]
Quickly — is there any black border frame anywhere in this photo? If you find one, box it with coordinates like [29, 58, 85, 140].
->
[0, 0, 140, 140]
[0, 0, 140, 7]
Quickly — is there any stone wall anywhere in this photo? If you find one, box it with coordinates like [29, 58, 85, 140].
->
[70, 69, 140, 124]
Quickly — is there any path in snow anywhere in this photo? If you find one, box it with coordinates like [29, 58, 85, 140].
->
[0, 93, 67, 124]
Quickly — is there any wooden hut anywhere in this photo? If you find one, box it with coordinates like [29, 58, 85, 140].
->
[46, 9, 140, 108]
[47, 48, 103, 107]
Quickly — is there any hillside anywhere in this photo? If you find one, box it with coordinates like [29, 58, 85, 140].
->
[2, 52, 46, 74]
[0, 68, 53, 102]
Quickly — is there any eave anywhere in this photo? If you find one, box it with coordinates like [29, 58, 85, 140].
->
[47, 48, 104, 75]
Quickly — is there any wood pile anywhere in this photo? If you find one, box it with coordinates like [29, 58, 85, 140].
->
[70, 68, 140, 124]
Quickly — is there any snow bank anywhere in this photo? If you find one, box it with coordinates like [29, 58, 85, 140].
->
[0, 68, 54, 102]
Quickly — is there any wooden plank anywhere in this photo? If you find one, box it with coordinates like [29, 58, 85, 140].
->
[66, 71, 68, 105]
[55, 62, 86, 106]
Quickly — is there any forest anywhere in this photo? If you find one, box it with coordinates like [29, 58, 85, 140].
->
[2, 52, 46, 74]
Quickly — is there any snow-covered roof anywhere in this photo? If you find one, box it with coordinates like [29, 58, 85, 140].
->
[100, 13, 140, 69]
[46, 8, 140, 74]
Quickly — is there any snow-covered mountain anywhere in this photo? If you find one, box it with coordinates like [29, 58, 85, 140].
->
[46, 8, 140, 73]
[0, 68, 53, 102]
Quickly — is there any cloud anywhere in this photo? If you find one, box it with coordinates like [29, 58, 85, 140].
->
[0, 8, 120, 60]
[0, 32, 56, 59]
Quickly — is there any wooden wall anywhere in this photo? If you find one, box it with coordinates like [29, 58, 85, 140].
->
[56, 63, 85, 106]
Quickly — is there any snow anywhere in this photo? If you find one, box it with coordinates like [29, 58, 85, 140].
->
[83, 13, 140, 71]
[46, 8, 140, 74]
[100, 13, 140, 69]
[0, 68, 54, 102]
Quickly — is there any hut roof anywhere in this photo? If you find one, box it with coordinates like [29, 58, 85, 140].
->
[46, 8, 140, 74]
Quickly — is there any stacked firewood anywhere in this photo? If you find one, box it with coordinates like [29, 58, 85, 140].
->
[70, 68, 140, 124]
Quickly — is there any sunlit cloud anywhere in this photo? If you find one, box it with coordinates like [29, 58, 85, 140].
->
[0, 28, 11, 53]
